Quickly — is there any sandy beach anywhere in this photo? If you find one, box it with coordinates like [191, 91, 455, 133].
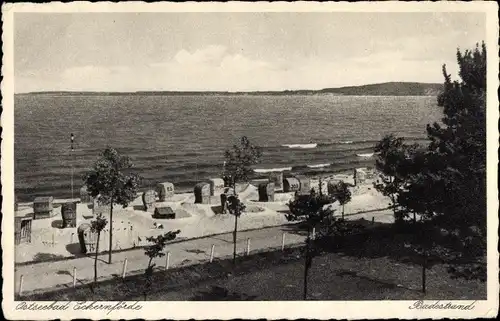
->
[15, 169, 392, 263]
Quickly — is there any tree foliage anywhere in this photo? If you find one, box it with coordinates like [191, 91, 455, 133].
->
[287, 189, 335, 230]
[223, 136, 262, 187]
[328, 180, 352, 219]
[223, 136, 261, 265]
[143, 230, 180, 300]
[375, 43, 486, 234]
[287, 189, 336, 299]
[90, 214, 108, 287]
[84, 148, 141, 206]
[427, 42, 486, 235]
[84, 147, 141, 263]
[373, 42, 487, 281]
[90, 214, 108, 234]
[227, 195, 246, 217]
[373, 135, 420, 223]
[144, 230, 181, 264]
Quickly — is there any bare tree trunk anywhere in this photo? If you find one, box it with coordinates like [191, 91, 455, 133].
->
[340, 207, 346, 247]
[421, 216, 427, 294]
[233, 214, 238, 265]
[388, 178, 399, 223]
[94, 232, 100, 286]
[144, 257, 154, 301]
[422, 252, 427, 294]
[391, 195, 402, 228]
[303, 259, 308, 300]
[303, 230, 311, 300]
[233, 181, 238, 265]
[108, 202, 114, 264]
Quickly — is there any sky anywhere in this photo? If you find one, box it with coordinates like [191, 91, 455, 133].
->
[14, 12, 486, 93]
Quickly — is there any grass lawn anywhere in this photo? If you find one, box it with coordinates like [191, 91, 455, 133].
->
[20, 241, 485, 301]
[131, 250, 485, 301]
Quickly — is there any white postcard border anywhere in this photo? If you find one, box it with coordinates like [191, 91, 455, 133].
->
[2, 2, 498, 320]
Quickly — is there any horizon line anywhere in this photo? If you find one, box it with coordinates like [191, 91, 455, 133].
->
[15, 81, 443, 95]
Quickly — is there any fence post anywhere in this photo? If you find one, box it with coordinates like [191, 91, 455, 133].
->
[165, 252, 171, 270]
[210, 244, 215, 263]
[281, 233, 286, 251]
[246, 238, 251, 256]
[73, 267, 77, 287]
[122, 258, 128, 278]
[312, 227, 316, 240]
[18, 275, 24, 296]
[371, 217, 374, 225]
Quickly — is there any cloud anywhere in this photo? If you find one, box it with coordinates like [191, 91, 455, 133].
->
[59, 65, 129, 91]
[174, 45, 227, 65]
[16, 44, 456, 93]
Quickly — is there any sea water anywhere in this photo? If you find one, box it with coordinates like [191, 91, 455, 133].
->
[14, 94, 443, 201]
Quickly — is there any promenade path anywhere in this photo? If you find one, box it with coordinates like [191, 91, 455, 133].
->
[15, 225, 306, 295]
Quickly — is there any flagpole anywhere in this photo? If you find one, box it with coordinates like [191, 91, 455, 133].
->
[70, 133, 74, 200]
[223, 161, 226, 185]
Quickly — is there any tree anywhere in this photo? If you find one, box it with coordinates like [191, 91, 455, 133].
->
[143, 230, 180, 300]
[374, 42, 487, 281]
[90, 214, 108, 289]
[427, 42, 486, 237]
[329, 180, 352, 220]
[423, 43, 486, 281]
[226, 195, 246, 264]
[375, 144, 444, 293]
[318, 177, 324, 196]
[84, 148, 141, 264]
[286, 189, 336, 300]
[394, 43, 486, 239]
[223, 136, 262, 265]
[373, 135, 419, 225]
[223, 136, 263, 189]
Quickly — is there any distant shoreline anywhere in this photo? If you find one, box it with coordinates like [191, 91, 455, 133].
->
[16, 81, 443, 97]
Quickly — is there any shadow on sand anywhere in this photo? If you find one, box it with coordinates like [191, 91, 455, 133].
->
[211, 205, 224, 214]
[51, 219, 64, 229]
[32, 253, 67, 262]
[185, 249, 206, 255]
[65, 243, 88, 258]
[132, 205, 144, 211]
